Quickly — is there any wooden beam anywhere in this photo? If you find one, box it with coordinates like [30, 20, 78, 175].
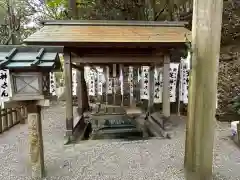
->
[63, 51, 74, 142]
[71, 63, 84, 71]
[3, 101, 26, 108]
[72, 56, 163, 64]
[162, 55, 170, 118]
[36, 99, 50, 107]
[184, 0, 223, 179]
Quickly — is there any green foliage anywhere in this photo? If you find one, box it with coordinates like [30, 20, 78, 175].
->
[47, 0, 67, 8]
[232, 96, 240, 115]
[47, 0, 95, 9]
[76, 0, 95, 8]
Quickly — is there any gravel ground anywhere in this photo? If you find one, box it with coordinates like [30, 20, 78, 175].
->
[0, 103, 240, 180]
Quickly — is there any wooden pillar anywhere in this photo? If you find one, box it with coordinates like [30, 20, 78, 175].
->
[184, 0, 223, 179]
[76, 65, 83, 116]
[148, 65, 155, 113]
[163, 55, 170, 118]
[27, 102, 45, 178]
[64, 52, 73, 142]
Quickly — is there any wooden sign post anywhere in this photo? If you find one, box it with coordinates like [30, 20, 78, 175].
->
[184, 0, 223, 179]
[27, 101, 44, 178]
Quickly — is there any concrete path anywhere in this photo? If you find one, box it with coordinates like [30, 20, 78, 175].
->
[0, 103, 239, 180]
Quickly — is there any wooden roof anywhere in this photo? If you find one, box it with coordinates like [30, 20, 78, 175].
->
[0, 45, 63, 71]
[23, 20, 191, 46]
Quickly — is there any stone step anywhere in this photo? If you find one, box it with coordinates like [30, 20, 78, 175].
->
[90, 126, 143, 140]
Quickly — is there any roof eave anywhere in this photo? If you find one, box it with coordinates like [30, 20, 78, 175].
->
[41, 20, 188, 27]
[0, 45, 64, 53]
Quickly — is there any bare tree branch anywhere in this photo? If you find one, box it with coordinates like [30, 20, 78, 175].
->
[154, 2, 168, 21]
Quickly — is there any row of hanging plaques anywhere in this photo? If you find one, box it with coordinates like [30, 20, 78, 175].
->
[2, 53, 215, 107]
[83, 62, 190, 104]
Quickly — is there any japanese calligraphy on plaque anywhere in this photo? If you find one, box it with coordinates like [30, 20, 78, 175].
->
[179, 52, 191, 104]
[169, 63, 179, 102]
[49, 72, 56, 96]
[84, 66, 91, 84]
[154, 67, 163, 103]
[179, 61, 184, 102]
[119, 68, 124, 95]
[72, 69, 77, 96]
[107, 78, 113, 94]
[140, 66, 149, 100]
[181, 62, 190, 104]
[88, 70, 95, 96]
[97, 68, 104, 96]
[0, 69, 11, 100]
[128, 66, 134, 97]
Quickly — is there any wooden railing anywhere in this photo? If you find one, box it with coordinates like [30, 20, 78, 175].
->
[0, 106, 27, 134]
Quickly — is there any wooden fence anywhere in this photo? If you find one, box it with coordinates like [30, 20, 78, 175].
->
[0, 106, 27, 134]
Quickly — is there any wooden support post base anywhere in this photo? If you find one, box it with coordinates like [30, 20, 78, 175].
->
[64, 131, 74, 145]
[185, 168, 213, 180]
[77, 107, 83, 116]
[27, 103, 45, 178]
